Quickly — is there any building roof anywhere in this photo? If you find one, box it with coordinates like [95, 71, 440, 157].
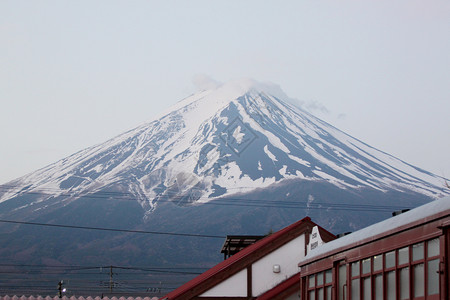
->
[255, 273, 299, 300]
[299, 196, 450, 267]
[161, 216, 335, 300]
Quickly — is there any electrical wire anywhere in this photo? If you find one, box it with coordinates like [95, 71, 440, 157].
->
[0, 183, 413, 212]
[0, 182, 418, 296]
[0, 219, 225, 239]
[0, 263, 202, 295]
[0, 263, 208, 270]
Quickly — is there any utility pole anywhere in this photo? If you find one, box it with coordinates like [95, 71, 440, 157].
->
[109, 266, 113, 293]
[57, 280, 64, 298]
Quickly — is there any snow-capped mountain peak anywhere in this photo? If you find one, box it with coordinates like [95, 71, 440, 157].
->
[1, 80, 448, 211]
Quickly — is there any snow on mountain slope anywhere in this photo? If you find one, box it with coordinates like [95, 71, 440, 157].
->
[1, 79, 448, 211]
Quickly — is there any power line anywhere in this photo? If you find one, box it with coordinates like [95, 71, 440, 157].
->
[0, 181, 414, 209]
[0, 184, 413, 212]
[0, 263, 208, 270]
[0, 263, 199, 295]
[0, 219, 225, 239]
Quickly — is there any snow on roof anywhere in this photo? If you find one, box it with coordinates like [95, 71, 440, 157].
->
[300, 196, 450, 265]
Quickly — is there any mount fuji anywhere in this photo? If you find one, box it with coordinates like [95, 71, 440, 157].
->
[0, 79, 448, 288]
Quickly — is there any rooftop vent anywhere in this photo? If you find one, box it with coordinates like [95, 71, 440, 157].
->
[336, 232, 352, 238]
[392, 209, 410, 216]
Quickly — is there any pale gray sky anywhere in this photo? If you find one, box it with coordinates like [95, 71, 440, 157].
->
[1, 0, 449, 184]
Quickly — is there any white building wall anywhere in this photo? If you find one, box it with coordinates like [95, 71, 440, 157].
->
[251, 234, 306, 296]
[199, 268, 247, 297]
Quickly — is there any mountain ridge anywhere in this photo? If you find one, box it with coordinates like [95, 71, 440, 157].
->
[1, 80, 448, 213]
[0, 80, 448, 295]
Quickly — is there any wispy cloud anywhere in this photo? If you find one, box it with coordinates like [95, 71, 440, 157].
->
[192, 74, 221, 91]
[304, 100, 329, 114]
[337, 113, 347, 120]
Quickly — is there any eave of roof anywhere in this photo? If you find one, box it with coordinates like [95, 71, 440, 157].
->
[161, 216, 335, 300]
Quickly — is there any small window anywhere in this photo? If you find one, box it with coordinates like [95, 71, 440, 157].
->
[307, 269, 332, 300]
[427, 259, 439, 295]
[398, 247, 409, 265]
[385, 251, 396, 269]
[373, 255, 382, 271]
[309, 290, 315, 300]
[325, 269, 332, 284]
[362, 258, 371, 275]
[326, 286, 332, 300]
[351, 261, 360, 276]
[317, 287, 324, 300]
[352, 278, 360, 300]
[427, 238, 440, 258]
[412, 242, 424, 261]
[363, 277, 371, 300]
[338, 265, 347, 300]
[413, 263, 424, 297]
[374, 275, 383, 300]
[386, 271, 396, 300]
[400, 267, 409, 300]
[309, 275, 315, 288]
[317, 272, 323, 285]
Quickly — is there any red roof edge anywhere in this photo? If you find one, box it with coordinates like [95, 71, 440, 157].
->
[256, 272, 300, 300]
[318, 225, 336, 243]
[161, 216, 328, 300]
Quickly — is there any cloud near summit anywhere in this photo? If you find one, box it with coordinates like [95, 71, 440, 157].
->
[191, 75, 331, 116]
[192, 74, 222, 91]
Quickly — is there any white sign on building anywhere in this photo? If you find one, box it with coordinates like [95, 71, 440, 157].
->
[308, 226, 324, 253]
